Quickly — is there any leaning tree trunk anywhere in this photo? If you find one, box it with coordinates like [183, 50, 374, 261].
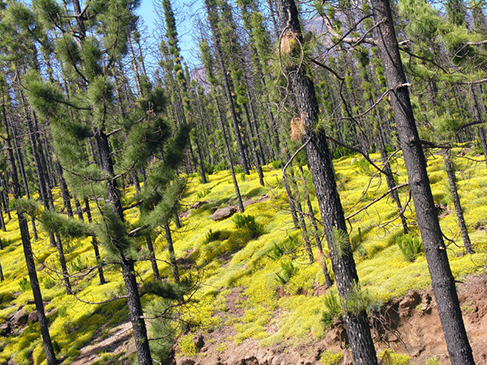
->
[205, 0, 251, 174]
[442, 149, 473, 254]
[215, 96, 245, 213]
[2, 103, 57, 365]
[275, 1, 378, 363]
[469, 84, 487, 170]
[371, 1, 474, 363]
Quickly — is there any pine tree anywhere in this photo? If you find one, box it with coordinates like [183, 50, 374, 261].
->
[370, 0, 475, 362]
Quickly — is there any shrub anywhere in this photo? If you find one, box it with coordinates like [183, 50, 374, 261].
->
[320, 350, 344, 365]
[197, 189, 211, 199]
[269, 235, 299, 260]
[275, 260, 297, 285]
[234, 165, 243, 174]
[377, 350, 411, 365]
[19, 277, 31, 292]
[205, 229, 231, 243]
[272, 160, 282, 169]
[396, 233, 423, 262]
[321, 291, 341, 327]
[179, 334, 198, 356]
[205, 162, 215, 175]
[232, 214, 264, 238]
[342, 283, 381, 317]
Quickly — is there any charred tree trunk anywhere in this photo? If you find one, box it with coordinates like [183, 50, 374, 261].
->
[442, 149, 473, 254]
[2, 103, 57, 365]
[165, 224, 180, 284]
[275, 1, 378, 363]
[84, 197, 106, 285]
[371, 1, 474, 363]
[215, 96, 245, 213]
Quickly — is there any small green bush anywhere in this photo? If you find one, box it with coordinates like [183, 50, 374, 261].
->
[321, 291, 341, 327]
[197, 189, 211, 199]
[19, 277, 31, 292]
[234, 165, 243, 174]
[396, 233, 423, 262]
[270, 235, 299, 260]
[272, 160, 282, 169]
[205, 229, 231, 243]
[232, 214, 264, 238]
[275, 260, 297, 285]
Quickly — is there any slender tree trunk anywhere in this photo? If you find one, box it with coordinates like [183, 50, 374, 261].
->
[55, 233, 73, 295]
[55, 161, 73, 217]
[2, 103, 57, 365]
[215, 96, 245, 213]
[371, 1, 474, 363]
[377, 126, 408, 234]
[165, 224, 180, 284]
[205, 0, 250, 174]
[9, 117, 38, 240]
[442, 149, 473, 253]
[469, 84, 487, 169]
[0, 175, 10, 221]
[242, 103, 265, 186]
[84, 197, 106, 285]
[275, 2, 378, 363]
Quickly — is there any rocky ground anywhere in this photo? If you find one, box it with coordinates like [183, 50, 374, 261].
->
[23, 273, 482, 365]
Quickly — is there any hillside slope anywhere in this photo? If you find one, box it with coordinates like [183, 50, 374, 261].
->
[0, 149, 486, 364]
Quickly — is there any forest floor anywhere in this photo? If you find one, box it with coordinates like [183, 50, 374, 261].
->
[71, 273, 487, 365]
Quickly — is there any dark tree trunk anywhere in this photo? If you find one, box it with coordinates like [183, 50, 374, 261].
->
[242, 103, 265, 186]
[442, 149, 473, 254]
[0, 175, 10, 220]
[84, 197, 106, 285]
[377, 126, 408, 234]
[2, 104, 57, 365]
[469, 84, 487, 170]
[215, 96, 245, 213]
[121, 254, 153, 365]
[205, 0, 250, 174]
[55, 233, 73, 295]
[165, 224, 180, 284]
[55, 161, 73, 218]
[74, 197, 84, 221]
[275, 1, 378, 363]
[9, 118, 38, 240]
[371, 1, 474, 363]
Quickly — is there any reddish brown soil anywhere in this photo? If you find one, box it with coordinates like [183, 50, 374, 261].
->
[73, 274, 487, 365]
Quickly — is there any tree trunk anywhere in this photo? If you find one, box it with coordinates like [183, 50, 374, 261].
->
[205, 0, 251, 174]
[275, 1, 378, 363]
[371, 1, 474, 363]
[442, 149, 473, 253]
[165, 224, 180, 284]
[2, 103, 57, 365]
[121, 254, 153, 365]
[84, 197, 106, 285]
[55, 233, 73, 295]
[55, 161, 73, 218]
[215, 96, 245, 213]
[9, 117, 38, 240]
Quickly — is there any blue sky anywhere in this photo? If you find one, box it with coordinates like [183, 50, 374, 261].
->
[136, 0, 202, 68]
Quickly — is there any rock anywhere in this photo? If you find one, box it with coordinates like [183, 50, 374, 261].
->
[211, 206, 237, 221]
[28, 310, 38, 323]
[10, 308, 28, 327]
[0, 321, 11, 336]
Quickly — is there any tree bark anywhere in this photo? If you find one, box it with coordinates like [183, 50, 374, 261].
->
[442, 149, 473, 253]
[2, 103, 57, 365]
[275, 1, 378, 363]
[371, 1, 474, 363]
